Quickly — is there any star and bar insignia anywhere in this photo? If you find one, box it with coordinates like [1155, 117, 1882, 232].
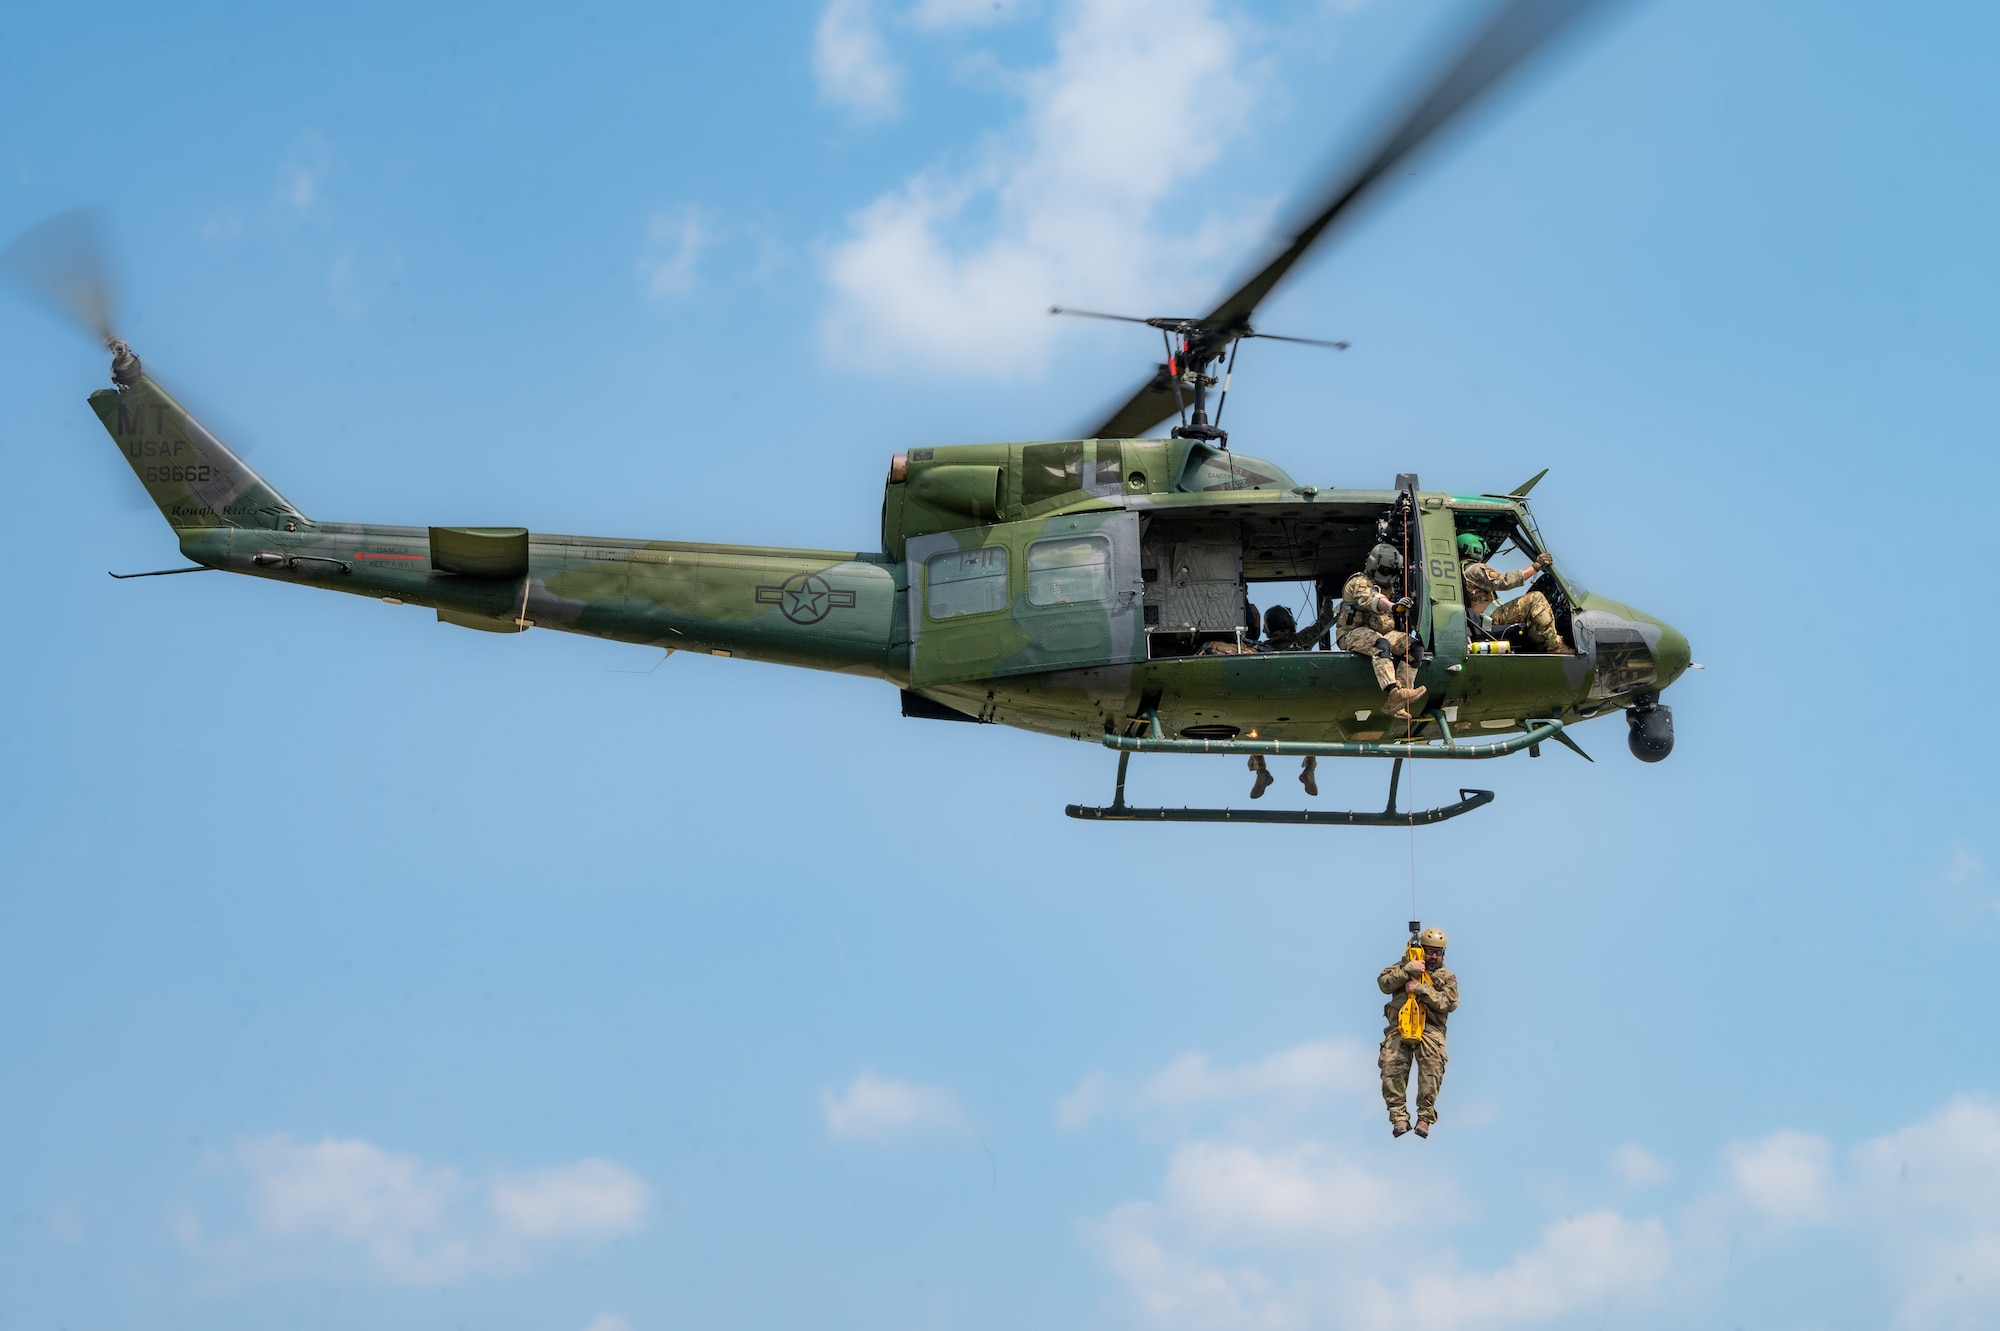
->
[756, 572, 856, 625]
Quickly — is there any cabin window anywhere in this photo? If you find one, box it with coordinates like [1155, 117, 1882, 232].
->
[926, 546, 1010, 619]
[1027, 535, 1111, 606]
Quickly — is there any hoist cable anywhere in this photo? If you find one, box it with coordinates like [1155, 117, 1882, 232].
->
[1402, 494, 1418, 920]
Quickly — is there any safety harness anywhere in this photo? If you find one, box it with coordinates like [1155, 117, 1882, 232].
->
[1397, 932, 1428, 1042]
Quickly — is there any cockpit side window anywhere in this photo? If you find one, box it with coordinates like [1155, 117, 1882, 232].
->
[1022, 442, 1086, 507]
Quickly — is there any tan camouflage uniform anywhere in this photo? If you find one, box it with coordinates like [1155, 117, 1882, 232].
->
[1461, 559, 1563, 653]
[1377, 953, 1459, 1128]
[1336, 571, 1416, 691]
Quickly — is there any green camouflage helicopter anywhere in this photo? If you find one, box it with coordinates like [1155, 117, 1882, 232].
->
[6, 0, 1688, 827]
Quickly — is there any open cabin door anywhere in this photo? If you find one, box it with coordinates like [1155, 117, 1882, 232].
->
[1417, 495, 1467, 663]
[908, 511, 1144, 687]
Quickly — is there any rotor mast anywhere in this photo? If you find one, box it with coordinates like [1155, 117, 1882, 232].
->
[1165, 319, 1234, 447]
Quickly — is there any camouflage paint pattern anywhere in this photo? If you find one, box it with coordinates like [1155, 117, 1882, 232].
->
[90, 376, 1692, 751]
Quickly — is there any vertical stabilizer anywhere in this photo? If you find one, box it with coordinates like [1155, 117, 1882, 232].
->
[88, 376, 304, 531]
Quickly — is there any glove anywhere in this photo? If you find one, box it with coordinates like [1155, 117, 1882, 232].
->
[1394, 596, 1415, 610]
[1534, 552, 1554, 570]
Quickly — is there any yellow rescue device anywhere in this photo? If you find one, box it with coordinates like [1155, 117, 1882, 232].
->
[1397, 941, 1427, 1041]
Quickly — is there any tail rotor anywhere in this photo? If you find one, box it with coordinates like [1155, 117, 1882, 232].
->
[1, 207, 141, 386]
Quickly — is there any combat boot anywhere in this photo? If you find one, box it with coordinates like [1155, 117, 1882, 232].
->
[1299, 756, 1318, 797]
[1383, 684, 1427, 719]
[1391, 1119, 1411, 1138]
[1413, 1121, 1431, 1138]
[1248, 755, 1274, 800]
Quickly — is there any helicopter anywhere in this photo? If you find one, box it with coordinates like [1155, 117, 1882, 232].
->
[4, 0, 1688, 828]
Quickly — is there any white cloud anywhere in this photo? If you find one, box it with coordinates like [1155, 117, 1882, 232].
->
[1850, 1095, 2000, 1328]
[1057, 1040, 1374, 1138]
[1945, 848, 1984, 887]
[641, 208, 709, 299]
[1724, 1129, 1834, 1227]
[1086, 1211, 1278, 1329]
[1087, 1136, 1664, 1331]
[278, 134, 331, 216]
[822, 0, 1267, 374]
[1157, 1140, 1417, 1246]
[908, 0, 1024, 28]
[173, 1134, 648, 1286]
[488, 1160, 649, 1241]
[1396, 1211, 1671, 1330]
[1610, 1143, 1671, 1189]
[821, 1071, 966, 1141]
[815, 0, 902, 121]
[1085, 1039, 2000, 1330]
[1057, 1070, 1112, 1131]
[1083, 1035, 2000, 1329]
[1136, 1040, 1374, 1115]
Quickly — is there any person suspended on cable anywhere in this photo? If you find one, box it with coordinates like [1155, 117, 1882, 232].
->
[1377, 926, 1458, 1138]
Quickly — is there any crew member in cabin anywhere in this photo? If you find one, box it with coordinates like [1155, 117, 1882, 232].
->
[1335, 545, 1426, 720]
[1458, 533, 1565, 653]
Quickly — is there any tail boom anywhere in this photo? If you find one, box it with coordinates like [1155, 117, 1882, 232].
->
[92, 375, 907, 678]
[176, 523, 907, 678]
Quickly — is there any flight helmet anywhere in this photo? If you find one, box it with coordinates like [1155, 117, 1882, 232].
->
[1364, 543, 1404, 593]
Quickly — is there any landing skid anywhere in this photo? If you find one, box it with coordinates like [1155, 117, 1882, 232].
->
[1065, 755, 1496, 828]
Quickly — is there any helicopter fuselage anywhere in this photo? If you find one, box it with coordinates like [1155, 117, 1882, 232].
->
[93, 377, 1689, 758]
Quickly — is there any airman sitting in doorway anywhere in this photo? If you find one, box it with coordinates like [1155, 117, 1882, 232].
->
[1336, 545, 1426, 720]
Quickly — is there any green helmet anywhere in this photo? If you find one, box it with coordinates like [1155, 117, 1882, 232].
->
[1457, 532, 1488, 562]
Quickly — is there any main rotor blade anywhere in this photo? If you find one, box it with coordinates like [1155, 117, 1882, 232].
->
[1088, 366, 1184, 441]
[1204, 0, 1616, 331]
[1245, 331, 1351, 349]
[1050, 306, 1160, 326]
[1, 208, 119, 345]
[1079, 0, 1618, 439]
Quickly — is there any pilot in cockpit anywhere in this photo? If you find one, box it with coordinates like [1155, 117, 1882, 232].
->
[1458, 532, 1567, 654]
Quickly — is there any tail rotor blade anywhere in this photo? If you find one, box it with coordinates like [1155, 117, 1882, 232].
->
[1, 208, 120, 346]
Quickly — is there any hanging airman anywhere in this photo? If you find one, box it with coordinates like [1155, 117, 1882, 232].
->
[1377, 926, 1458, 1137]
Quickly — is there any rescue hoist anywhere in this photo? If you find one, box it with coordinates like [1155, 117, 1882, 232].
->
[1397, 919, 1427, 1041]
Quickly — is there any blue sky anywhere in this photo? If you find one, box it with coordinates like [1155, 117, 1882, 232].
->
[4, 1, 1999, 1328]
